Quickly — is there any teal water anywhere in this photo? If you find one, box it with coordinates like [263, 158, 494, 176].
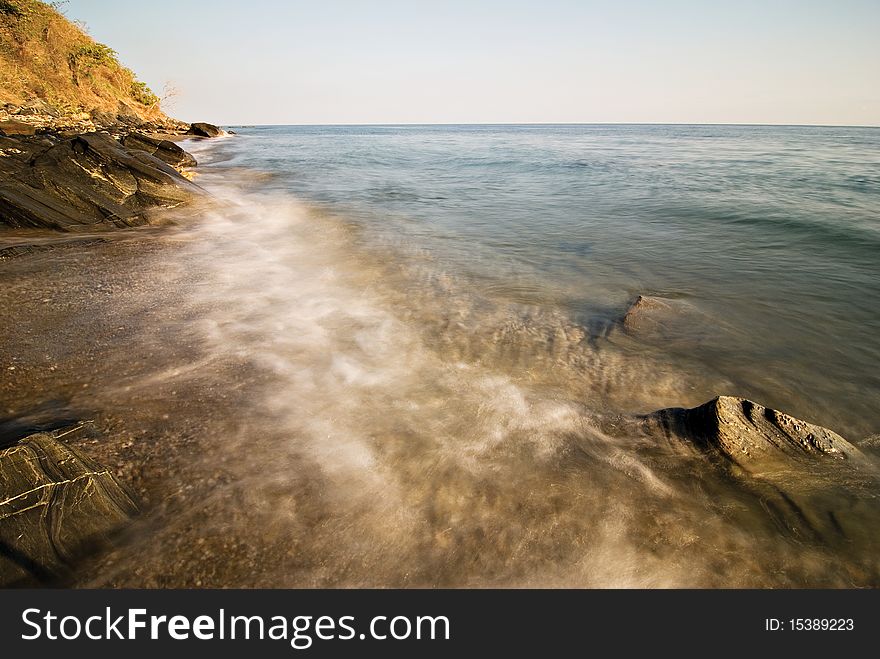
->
[192, 124, 880, 438]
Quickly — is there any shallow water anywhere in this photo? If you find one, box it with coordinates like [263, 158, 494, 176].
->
[192, 124, 880, 438]
[3, 125, 880, 587]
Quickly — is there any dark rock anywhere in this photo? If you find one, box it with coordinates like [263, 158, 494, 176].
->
[0, 120, 37, 136]
[122, 132, 197, 169]
[0, 132, 202, 231]
[644, 395, 863, 471]
[187, 122, 225, 138]
[90, 109, 118, 128]
[0, 432, 137, 586]
[115, 113, 139, 127]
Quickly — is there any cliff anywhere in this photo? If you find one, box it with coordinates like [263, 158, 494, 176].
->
[0, 0, 186, 133]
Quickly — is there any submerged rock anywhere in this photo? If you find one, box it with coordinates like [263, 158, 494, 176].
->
[187, 122, 225, 138]
[0, 132, 202, 230]
[619, 294, 715, 343]
[644, 395, 863, 471]
[122, 132, 198, 169]
[0, 432, 137, 586]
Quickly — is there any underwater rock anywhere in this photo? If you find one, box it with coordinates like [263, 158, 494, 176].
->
[621, 294, 698, 337]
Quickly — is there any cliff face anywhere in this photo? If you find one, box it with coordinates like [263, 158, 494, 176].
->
[0, 0, 184, 132]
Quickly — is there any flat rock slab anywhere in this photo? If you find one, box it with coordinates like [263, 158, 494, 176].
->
[0, 432, 137, 586]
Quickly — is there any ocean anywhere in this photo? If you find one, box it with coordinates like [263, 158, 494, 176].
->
[189, 124, 880, 437]
[42, 124, 879, 587]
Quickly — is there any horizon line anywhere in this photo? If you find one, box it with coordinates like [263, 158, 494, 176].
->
[213, 121, 880, 129]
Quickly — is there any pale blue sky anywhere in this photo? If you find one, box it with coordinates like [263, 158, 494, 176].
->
[64, 0, 879, 125]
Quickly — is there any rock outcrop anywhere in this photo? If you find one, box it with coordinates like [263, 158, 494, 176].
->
[0, 432, 137, 586]
[643, 396, 878, 550]
[643, 395, 863, 471]
[187, 122, 226, 138]
[0, 132, 202, 230]
[122, 132, 198, 169]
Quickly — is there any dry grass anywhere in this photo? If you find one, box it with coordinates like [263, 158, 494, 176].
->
[0, 0, 164, 119]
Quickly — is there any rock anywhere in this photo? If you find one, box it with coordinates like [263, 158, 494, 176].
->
[618, 294, 726, 351]
[621, 294, 701, 337]
[643, 396, 880, 551]
[122, 132, 197, 169]
[644, 395, 863, 471]
[623, 295, 673, 330]
[0, 432, 137, 586]
[0, 132, 203, 230]
[15, 98, 61, 118]
[187, 122, 226, 138]
[0, 120, 37, 136]
[90, 109, 118, 128]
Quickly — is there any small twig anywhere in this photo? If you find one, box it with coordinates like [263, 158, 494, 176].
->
[53, 420, 95, 439]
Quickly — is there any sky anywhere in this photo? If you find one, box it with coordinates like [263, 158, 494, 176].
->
[64, 0, 879, 126]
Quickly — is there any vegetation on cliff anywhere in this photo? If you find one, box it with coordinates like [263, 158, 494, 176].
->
[0, 0, 163, 121]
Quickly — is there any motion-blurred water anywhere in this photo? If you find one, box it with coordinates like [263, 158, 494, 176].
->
[193, 124, 880, 437]
[13, 124, 875, 587]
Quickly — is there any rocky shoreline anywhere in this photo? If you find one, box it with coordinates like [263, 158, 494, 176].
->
[0, 105, 228, 235]
[0, 110, 227, 585]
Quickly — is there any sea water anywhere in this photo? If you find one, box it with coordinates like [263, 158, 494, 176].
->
[190, 124, 880, 437]
[63, 124, 880, 587]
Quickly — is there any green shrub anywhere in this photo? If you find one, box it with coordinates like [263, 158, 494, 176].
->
[130, 79, 158, 106]
[69, 42, 118, 67]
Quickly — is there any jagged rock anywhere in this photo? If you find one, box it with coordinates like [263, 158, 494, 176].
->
[122, 132, 197, 169]
[0, 120, 37, 136]
[0, 432, 137, 586]
[187, 122, 225, 138]
[0, 132, 202, 230]
[644, 395, 863, 471]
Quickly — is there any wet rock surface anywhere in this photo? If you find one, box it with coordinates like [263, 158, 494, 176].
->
[187, 122, 225, 138]
[641, 396, 880, 567]
[0, 132, 202, 231]
[643, 395, 864, 471]
[0, 431, 138, 587]
[122, 132, 198, 169]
